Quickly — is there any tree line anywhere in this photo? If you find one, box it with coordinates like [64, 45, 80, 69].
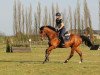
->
[13, 0, 100, 42]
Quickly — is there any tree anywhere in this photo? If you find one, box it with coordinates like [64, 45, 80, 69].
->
[43, 6, 48, 25]
[56, 3, 59, 13]
[69, 6, 72, 33]
[84, 0, 88, 29]
[17, 0, 21, 34]
[22, 5, 25, 34]
[48, 13, 52, 26]
[34, 12, 38, 35]
[28, 4, 32, 36]
[33, 2, 41, 36]
[62, 9, 68, 30]
[13, 0, 17, 35]
[83, 0, 94, 41]
[37, 2, 41, 28]
[74, 9, 77, 34]
[25, 9, 28, 35]
[13, 0, 33, 42]
[77, 0, 81, 34]
[52, 3, 55, 27]
[81, 17, 84, 34]
[99, 1, 100, 30]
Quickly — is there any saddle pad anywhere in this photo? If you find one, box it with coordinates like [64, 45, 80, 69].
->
[64, 35, 70, 41]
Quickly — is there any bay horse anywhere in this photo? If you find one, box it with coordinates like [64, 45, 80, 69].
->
[39, 26, 94, 64]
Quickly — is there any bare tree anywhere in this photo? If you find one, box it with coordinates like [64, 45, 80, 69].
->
[81, 17, 84, 34]
[56, 3, 59, 13]
[99, 0, 100, 30]
[33, 2, 41, 36]
[43, 6, 48, 25]
[84, 0, 87, 30]
[88, 14, 94, 41]
[48, 13, 52, 26]
[22, 5, 25, 34]
[83, 0, 92, 29]
[25, 9, 28, 35]
[74, 9, 77, 34]
[77, 0, 81, 34]
[52, 3, 55, 27]
[37, 2, 41, 28]
[28, 4, 32, 36]
[13, 0, 17, 35]
[62, 9, 68, 30]
[34, 12, 38, 35]
[69, 6, 72, 33]
[83, 0, 94, 42]
[34, 12, 40, 41]
[17, 0, 21, 34]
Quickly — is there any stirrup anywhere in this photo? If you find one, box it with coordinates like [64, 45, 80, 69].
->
[61, 43, 65, 46]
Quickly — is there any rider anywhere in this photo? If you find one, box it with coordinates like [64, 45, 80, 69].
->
[55, 12, 66, 46]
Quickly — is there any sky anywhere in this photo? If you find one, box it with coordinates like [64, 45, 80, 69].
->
[0, 0, 99, 35]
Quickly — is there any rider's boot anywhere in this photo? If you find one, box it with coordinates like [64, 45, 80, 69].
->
[61, 37, 65, 46]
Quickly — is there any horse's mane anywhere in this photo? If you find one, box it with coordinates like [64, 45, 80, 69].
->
[40, 26, 45, 31]
[46, 26, 57, 32]
[40, 26, 57, 32]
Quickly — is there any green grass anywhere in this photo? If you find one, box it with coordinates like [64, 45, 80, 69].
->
[0, 44, 100, 75]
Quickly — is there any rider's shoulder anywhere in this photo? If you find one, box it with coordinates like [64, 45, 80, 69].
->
[60, 19, 63, 22]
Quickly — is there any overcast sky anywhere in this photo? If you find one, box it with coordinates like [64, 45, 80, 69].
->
[0, 0, 99, 35]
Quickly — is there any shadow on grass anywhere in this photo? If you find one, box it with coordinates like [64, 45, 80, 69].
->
[0, 60, 63, 64]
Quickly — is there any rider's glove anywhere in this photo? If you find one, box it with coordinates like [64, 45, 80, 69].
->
[56, 28, 60, 32]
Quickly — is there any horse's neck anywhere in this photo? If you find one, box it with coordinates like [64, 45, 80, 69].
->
[46, 29, 57, 40]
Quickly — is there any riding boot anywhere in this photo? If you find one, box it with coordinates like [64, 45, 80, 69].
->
[61, 37, 65, 46]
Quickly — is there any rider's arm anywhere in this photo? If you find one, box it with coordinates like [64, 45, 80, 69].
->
[59, 22, 64, 30]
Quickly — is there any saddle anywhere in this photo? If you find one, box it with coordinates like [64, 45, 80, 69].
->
[58, 32, 70, 43]
[58, 32, 70, 48]
[64, 33, 70, 41]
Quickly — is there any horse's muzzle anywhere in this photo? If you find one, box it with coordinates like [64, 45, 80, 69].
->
[40, 36, 44, 41]
[41, 37, 43, 41]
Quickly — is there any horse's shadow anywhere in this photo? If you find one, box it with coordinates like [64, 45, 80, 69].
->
[0, 60, 41, 63]
[0, 60, 62, 64]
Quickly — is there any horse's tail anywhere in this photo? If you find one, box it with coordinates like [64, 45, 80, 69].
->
[80, 35, 100, 50]
[80, 35, 93, 48]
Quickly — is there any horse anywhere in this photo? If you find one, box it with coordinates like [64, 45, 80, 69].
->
[39, 26, 95, 64]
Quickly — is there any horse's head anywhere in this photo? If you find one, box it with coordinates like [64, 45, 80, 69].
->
[40, 26, 47, 40]
[40, 26, 57, 40]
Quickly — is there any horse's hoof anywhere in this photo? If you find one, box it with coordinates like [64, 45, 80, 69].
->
[64, 61, 67, 63]
[79, 61, 82, 64]
[43, 62, 45, 64]
[63, 62, 67, 64]
[64, 60, 68, 63]
[47, 59, 49, 61]
[43, 60, 49, 64]
[43, 61, 46, 64]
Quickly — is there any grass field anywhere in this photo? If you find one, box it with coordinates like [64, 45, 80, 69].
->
[0, 44, 100, 75]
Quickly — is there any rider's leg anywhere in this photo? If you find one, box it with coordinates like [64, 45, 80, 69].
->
[60, 28, 66, 45]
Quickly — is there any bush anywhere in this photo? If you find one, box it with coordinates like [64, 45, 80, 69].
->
[11, 43, 30, 47]
[6, 39, 12, 53]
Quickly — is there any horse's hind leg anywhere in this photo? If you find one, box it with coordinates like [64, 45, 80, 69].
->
[43, 46, 55, 64]
[64, 48, 75, 63]
[75, 47, 83, 63]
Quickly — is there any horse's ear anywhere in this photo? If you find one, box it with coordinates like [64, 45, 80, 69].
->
[40, 26, 44, 30]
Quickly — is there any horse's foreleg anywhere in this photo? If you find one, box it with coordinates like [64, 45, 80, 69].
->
[64, 48, 74, 63]
[75, 47, 83, 63]
[43, 46, 55, 64]
[44, 49, 49, 62]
